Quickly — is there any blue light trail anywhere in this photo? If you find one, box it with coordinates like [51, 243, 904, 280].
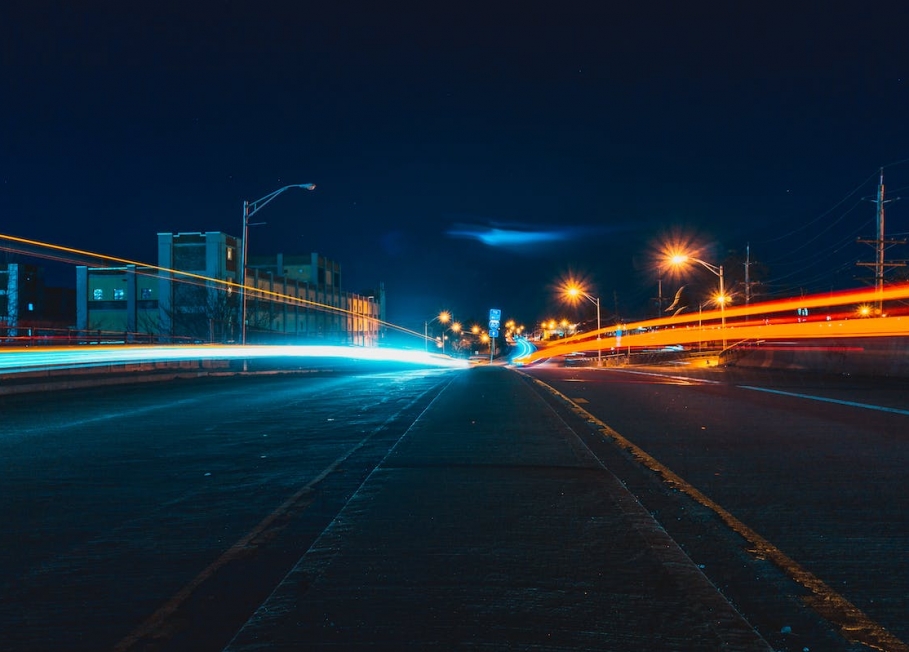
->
[0, 345, 469, 374]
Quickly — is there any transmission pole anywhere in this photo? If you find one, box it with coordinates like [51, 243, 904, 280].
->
[744, 243, 751, 306]
[857, 168, 905, 314]
[653, 278, 665, 318]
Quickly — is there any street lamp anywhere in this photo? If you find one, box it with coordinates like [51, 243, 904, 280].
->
[565, 285, 602, 367]
[449, 321, 462, 355]
[670, 254, 726, 348]
[240, 183, 316, 346]
[424, 310, 451, 352]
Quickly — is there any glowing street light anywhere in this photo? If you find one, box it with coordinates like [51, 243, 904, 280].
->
[240, 183, 316, 346]
[670, 253, 726, 348]
[564, 284, 602, 366]
[448, 321, 463, 354]
[424, 310, 451, 352]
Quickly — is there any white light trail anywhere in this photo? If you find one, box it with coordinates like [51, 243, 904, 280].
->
[0, 345, 469, 374]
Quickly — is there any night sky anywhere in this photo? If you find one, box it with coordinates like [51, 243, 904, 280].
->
[3, 2, 908, 333]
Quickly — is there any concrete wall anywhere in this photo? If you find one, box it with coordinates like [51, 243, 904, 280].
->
[726, 337, 909, 377]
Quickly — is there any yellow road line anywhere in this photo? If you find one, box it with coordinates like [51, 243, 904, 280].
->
[529, 375, 908, 652]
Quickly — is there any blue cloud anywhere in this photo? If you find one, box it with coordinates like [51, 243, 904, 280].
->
[446, 222, 620, 249]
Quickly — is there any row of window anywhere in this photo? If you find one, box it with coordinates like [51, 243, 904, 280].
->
[91, 288, 154, 300]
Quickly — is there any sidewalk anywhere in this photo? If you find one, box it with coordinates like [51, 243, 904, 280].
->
[225, 365, 771, 651]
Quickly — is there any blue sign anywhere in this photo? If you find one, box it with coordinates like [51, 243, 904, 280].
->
[489, 329, 499, 338]
[489, 308, 501, 330]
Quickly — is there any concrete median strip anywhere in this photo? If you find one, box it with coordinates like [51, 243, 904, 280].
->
[225, 367, 775, 650]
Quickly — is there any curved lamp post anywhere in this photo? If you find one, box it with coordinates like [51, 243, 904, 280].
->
[240, 183, 315, 346]
[448, 321, 463, 355]
[670, 254, 726, 348]
[565, 285, 602, 367]
[424, 310, 451, 352]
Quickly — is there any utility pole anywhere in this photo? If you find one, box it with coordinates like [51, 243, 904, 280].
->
[857, 168, 905, 314]
[744, 243, 751, 306]
[653, 279, 665, 318]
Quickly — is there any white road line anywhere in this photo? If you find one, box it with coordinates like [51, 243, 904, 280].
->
[739, 385, 909, 416]
[609, 368, 723, 384]
[611, 368, 908, 416]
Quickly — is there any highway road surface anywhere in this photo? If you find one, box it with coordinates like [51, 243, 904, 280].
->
[1, 362, 907, 651]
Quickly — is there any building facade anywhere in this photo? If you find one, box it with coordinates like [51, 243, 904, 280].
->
[243, 252, 380, 346]
[157, 231, 241, 342]
[75, 265, 160, 341]
[75, 232, 382, 346]
[1, 263, 42, 338]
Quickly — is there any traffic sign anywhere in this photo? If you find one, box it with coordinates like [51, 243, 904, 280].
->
[489, 308, 501, 330]
[489, 329, 499, 338]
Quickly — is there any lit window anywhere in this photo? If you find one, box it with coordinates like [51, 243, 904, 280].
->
[27, 302, 34, 311]
[227, 248, 234, 261]
[141, 288, 153, 299]
[113, 288, 125, 300]
[93, 289, 103, 300]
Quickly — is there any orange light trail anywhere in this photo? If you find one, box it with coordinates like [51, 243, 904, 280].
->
[519, 284, 909, 363]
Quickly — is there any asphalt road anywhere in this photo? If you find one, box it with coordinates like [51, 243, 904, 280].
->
[523, 361, 909, 650]
[2, 362, 908, 651]
[0, 368, 455, 651]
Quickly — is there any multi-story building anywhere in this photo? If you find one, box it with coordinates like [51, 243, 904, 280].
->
[1, 262, 43, 338]
[75, 265, 160, 341]
[157, 231, 242, 342]
[2, 262, 76, 341]
[244, 253, 381, 346]
[75, 232, 382, 346]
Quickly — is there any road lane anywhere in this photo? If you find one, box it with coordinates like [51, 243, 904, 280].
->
[523, 362, 909, 649]
[4, 361, 908, 651]
[0, 369, 455, 651]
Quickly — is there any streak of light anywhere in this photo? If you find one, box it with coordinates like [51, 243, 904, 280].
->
[509, 337, 536, 364]
[0, 344, 469, 373]
[516, 284, 909, 364]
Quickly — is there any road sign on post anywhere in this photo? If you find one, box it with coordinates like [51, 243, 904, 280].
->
[489, 308, 501, 329]
[488, 309, 501, 362]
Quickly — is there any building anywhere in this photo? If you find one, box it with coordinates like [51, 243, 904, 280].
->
[157, 231, 241, 342]
[75, 232, 382, 346]
[1, 262, 42, 338]
[244, 253, 381, 346]
[2, 262, 76, 342]
[75, 265, 160, 341]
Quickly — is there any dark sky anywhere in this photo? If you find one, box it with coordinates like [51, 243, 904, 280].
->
[3, 1, 908, 331]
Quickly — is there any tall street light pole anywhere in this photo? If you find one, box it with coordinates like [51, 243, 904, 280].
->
[423, 310, 451, 352]
[670, 254, 726, 349]
[566, 286, 602, 367]
[240, 183, 315, 346]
